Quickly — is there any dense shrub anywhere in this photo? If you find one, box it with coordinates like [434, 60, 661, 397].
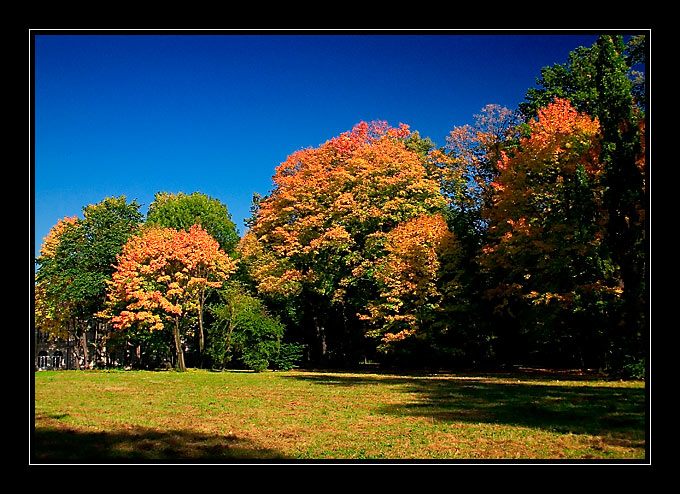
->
[207, 284, 284, 372]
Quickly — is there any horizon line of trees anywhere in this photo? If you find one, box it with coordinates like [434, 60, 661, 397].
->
[34, 34, 647, 377]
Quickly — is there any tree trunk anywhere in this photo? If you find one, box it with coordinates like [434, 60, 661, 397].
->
[68, 319, 80, 370]
[198, 289, 205, 368]
[222, 319, 235, 370]
[313, 316, 327, 362]
[126, 341, 142, 369]
[173, 316, 187, 372]
[79, 321, 89, 369]
[81, 332, 89, 369]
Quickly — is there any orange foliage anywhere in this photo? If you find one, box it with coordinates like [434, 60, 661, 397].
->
[103, 224, 237, 332]
[480, 98, 618, 308]
[38, 215, 78, 258]
[241, 121, 447, 305]
[363, 213, 459, 347]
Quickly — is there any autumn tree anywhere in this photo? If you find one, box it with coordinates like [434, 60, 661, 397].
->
[35, 197, 143, 368]
[362, 213, 461, 362]
[101, 224, 237, 371]
[239, 121, 453, 365]
[480, 98, 621, 368]
[145, 191, 239, 364]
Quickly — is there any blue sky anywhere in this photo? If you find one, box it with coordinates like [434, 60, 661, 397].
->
[33, 31, 604, 259]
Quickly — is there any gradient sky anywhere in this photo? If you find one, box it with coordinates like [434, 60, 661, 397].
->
[32, 31, 606, 260]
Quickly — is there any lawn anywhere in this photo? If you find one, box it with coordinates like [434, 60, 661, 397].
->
[32, 368, 647, 462]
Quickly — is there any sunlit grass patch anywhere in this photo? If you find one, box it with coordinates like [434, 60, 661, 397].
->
[33, 369, 646, 462]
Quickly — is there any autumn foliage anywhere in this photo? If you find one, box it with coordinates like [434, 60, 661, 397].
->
[364, 213, 459, 349]
[38, 216, 79, 259]
[473, 98, 635, 368]
[239, 121, 455, 359]
[35, 35, 646, 374]
[482, 98, 609, 300]
[102, 224, 237, 370]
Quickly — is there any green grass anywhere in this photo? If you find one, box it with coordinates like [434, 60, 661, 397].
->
[33, 368, 646, 462]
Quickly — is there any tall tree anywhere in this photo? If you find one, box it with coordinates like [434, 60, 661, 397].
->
[146, 191, 240, 363]
[480, 98, 619, 368]
[35, 196, 143, 367]
[101, 224, 237, 371]
[594, 36, 646, 366]
[239, 121, 450, 364]
[519, 34, 646, 369]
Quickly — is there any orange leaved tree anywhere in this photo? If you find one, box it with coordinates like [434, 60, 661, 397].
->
[102, 224, 237, 371]
[362, 213, 460, 351]
[239, 121, 453, 363]
[480, 98, 618, 367]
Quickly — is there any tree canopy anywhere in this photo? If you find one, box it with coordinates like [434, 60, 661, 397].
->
[101, 224, 237, 371]
[238, 120, 456, 364]
[34, 34, 647, 376]
[35, 196, 143, 367]
[146, 191, 239, 254]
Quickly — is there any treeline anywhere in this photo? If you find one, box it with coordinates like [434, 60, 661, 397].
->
[34, 35, 647, 377]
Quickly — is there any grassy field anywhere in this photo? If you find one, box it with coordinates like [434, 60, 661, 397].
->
[33, 368, 646, 462]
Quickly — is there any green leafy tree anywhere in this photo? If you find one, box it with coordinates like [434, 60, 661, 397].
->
[146, 191, 239, 253]
[35, 196, 143, 367]
[270, 342, 306, 371]
[593, 35, 646, 369]
[519, 34, 646, 370]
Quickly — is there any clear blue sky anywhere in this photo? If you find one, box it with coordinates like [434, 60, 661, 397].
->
[33, 31, 603, 260]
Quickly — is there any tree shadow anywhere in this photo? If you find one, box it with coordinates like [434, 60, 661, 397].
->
[284, 371, 646, 447]
[32, 420, 288, 463]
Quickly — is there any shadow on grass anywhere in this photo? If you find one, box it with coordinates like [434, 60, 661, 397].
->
[284, 371, 646, 446]
[32, 420, 287, 463]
